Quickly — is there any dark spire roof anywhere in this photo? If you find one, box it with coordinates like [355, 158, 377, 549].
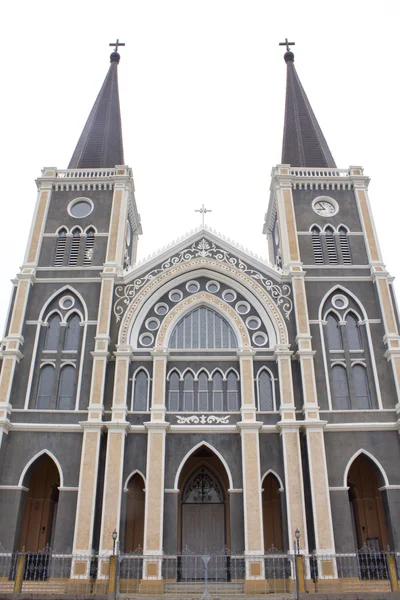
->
[281, 50, 336, 168]
[68, 51, 124, 169]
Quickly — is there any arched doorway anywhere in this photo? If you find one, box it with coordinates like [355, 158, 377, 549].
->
[178, 446, 230, 579]
[347, 454, 389, 550]
[262, 473, 283, 551]
[125, 473, 145, 552]
[19, 454, 60, 552]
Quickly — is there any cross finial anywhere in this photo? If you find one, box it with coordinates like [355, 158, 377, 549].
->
[109, 38, 125, 53]
[195, 204, 212, 227]
[279, 38, 295, 52]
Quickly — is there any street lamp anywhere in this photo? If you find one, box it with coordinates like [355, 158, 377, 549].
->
[112, 529, 118, 555]
[295, 528, 300, 554]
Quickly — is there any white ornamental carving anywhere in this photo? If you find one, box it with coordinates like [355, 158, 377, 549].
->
[114, 238, 293, 322]
[176, 414, 231, 424]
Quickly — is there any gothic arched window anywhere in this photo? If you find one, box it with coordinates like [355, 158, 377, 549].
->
[69, 228, 81, 266]
[183, 372, 195, 411]
[212, 372, 224, 411]
[54, 228, 67, 266]
[331, 365, 350, 410]
[168, 371, 180, 411]
[64, 314, 81, 351]
[258, 369, 274, 411]
[132, 370, 149, 411]
[169, 307, 237, 349]
[326, 314, 343, 350]
[198, 371, 209, 411]
[311, 226, 324, 264]
[339, 226, 352, 264]
[353, 364, 371, 409]
[44, 314, 61, 351]
[227, 371, 239, 411]
[84, 228, 95, 266]
[57, 365, 76, 410]
[325, 227, 338, 263]
[36, 364, 55, 409]
[346, 313, 362, 350]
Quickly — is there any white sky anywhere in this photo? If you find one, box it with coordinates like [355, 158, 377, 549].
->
[1, 0, 399, 333]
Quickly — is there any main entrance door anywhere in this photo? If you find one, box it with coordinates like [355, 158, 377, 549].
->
[181, 467, 226, 579]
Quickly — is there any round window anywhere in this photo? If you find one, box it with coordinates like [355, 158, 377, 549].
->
[246, 316, 261, 330]
[169, 289, 183, 303]
[186, 280, 200, 293]
[235, 301, 250, 315]
[146, 317, 160, 331]
[139, 333, 154, 347]
[332, 294, 349, 310]
[222, 289, 237, 303]
[253, 332, 268, 347]
[206, 281, 220, 294]
[59, 296, 75, 310]
[68, 198, 94, 218]
[155, 303, 169, 316]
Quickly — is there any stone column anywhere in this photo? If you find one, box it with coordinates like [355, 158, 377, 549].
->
[237, 351, 264, 580]
[142, 350, 169, 585]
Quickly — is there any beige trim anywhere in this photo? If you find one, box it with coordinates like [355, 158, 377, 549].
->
[376, 278, 398, 336]
[240, 429, 264, 552]
[151, 355, 167, 410]
[239, 355, 256, 410]
[143, 429, 167, 554]
[26, 190, 50, 264]
[106, 189, 123, 263]
[292, 278, 309, 336]
[98, 279, 114, 336]
[9, 280, 31, 337]
[283, 189, 300, 262]
[281, 429, 308, 551]
[355, 189, 381, 263]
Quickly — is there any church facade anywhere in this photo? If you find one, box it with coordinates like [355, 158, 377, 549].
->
[1, 45, 400, 582]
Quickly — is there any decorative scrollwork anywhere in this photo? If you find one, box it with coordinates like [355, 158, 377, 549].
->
[176, 414, 230, 424]
[114, 238, 293, 323]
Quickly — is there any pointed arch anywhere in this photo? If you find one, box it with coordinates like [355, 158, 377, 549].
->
[84, 225, 98, 234]
[225, 367, 240, 380]
[309, 224, 322, 232]
[195, 367, 212, 380]
[18, 450, 64, 488]
[311, 225, 324, 264]
[69, 227, 81, 266]
[324, 226, 338, 263]
[181, 367, 196, 379]
[83, 227, 96, 266]
[54, 227, 68, 266]
[166, 367, 183, 381]
[38, 286, 88, 322]
[43, 309, 63, 323]
[174, 442, 234, 491]
[123, 469, 146, 492]
[131, 368, 150, 411]
[318, 285, 368, 321]
[55, 226, 69, 235]
[256, 366, 276, 411]
[343, 449, 389, 488]
[338, 225, 352, 264]
[261, 469, 284, 491]
[210, 367, 225, 379]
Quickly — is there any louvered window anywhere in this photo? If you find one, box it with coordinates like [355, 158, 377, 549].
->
[54, 229, 67, 266]
[69, 229, 81, 266]
[339, 227, 352, 264]
[311, 227, 324, 264]
[84, 228, 95, 265]
[325, 227, 338, 263]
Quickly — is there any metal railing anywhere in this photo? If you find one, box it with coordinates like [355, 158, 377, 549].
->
[0, 547, 399, 597]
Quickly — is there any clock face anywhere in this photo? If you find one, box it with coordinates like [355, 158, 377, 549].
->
[312, 198, 338, 217]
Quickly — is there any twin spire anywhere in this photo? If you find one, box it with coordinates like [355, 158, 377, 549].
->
[68, 41, 335, 170]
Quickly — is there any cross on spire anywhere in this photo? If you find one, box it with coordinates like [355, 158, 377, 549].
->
[109, 38, 125, 53]
[279, 38, 295, 52]
[195, 204, 212, 227]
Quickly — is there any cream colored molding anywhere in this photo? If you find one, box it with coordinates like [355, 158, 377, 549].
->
[0, 485, 28, 492]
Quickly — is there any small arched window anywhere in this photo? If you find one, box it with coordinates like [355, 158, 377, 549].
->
[36, 364, 55, 409]
[44, 314, 61, 351]
[132, 370, 148, 411]
[331, 365, 350, 410]
[54, 228, 67, 266]
[326, 314, 343, 350]
[183, 372, 194, 411]
[198, 372, 209, 411]
[311, 226, 324, 264]
[338, 227, 352, 264]
[353, 364, 371, 409]
[346, 313, 362, 350]
[84, 228, 95, 266]
[258, 370, 274, 411]
[168, 372, 180, 411]
[212, 372, 224, 411]
[64, 314, 81, 351]
[227, 372, 239, 411]
[69, 228, 81, 266]
[325, 227, 338, 263]
[57, 365, 76, 410]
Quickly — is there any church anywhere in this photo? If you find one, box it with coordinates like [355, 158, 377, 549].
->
[1, 38, 400, 586]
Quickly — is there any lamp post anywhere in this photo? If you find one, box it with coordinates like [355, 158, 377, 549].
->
[295, 529, 300, 555]
[112, 529, 118, 555]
